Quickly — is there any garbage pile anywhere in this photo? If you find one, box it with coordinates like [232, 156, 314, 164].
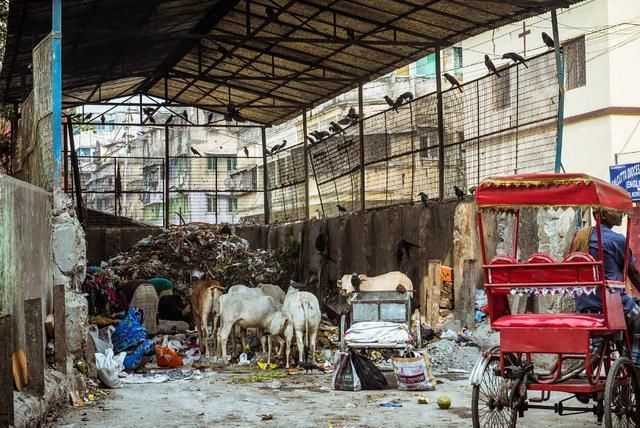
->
[84, 224, 284, 305]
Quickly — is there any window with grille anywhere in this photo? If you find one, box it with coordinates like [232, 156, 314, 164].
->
[563, 35, 586, 90]
[419, 129, 439, 159]
[206, 195, 217, 213]
[492, 67, 511, 110]
[228, 197, 238, 213]
[206, 155, 217, 172]
[395, 64, 410, 77]
[415, 54, 436, 77]
[227, 157, 238, 171]
[453, 47, 463, 70]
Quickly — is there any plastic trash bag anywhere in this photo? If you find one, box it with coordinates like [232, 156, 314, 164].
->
[331, 351, 361, 391]
[156, 346, 184, 368]
[95, 348, 126, 388]
[89, 325, 114, 354]
[351, 352, 388, 390]
[123, 339, 155, 371]
[392, 351, 435, 391]
[112, 308, 148, 354]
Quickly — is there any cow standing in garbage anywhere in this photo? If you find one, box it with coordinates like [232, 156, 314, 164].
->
[337, 271, 414, 296]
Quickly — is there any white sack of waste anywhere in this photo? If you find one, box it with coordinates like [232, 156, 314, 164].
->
[344, 321, 410, 345]
[95, 348, 126, 388]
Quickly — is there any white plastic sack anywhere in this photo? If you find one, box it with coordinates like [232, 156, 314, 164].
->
[89, 324, 114, 354]
[392, 352, 434, 391]
[95, 348, 126, 389]
[344, 322, 410, 345]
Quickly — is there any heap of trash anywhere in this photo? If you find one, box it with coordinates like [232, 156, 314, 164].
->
[109, 224, 281, 285]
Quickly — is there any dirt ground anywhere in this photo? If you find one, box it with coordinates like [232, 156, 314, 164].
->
[51, 366, 601, 428]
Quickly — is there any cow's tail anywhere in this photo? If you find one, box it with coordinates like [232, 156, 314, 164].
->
[303, 301, 310, 360]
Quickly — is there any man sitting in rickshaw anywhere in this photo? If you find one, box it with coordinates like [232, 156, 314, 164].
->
[571, 209, 640, 365]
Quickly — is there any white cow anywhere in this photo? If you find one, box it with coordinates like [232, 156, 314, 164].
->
[337, 271, 413, 296]
[217, 293, 288, 365]
[226, 284, 269, 353]
[257, 283, 286, 306]
[282, 287, 322, 368]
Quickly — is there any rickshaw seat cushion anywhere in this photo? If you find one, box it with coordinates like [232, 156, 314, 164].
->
[492, 313, 604, 329]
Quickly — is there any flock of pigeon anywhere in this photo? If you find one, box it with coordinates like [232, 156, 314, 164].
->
[443, 32, 556, 92]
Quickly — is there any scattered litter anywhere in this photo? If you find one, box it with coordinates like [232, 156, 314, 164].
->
[240, 396, 278, 406]
[345, 403, 357, 409]
[266, 379, 282, 390]
[379, 402, 402, 408]
[95, 349, 126, 388]
[260, 413, 274, 420]
[417, 396, 429, 405]
[440, 329, 458, 340]
[238, 353, 250, 366]
[120, 373, 169, 384]
[366, 393, 386, 401]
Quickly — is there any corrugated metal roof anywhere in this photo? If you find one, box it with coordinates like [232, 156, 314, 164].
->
[0, 0, 579, 125]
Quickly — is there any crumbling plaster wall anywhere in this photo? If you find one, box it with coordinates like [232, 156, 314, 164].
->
[0, 174, 52, 355]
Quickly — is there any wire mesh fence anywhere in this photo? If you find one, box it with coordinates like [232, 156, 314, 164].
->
[66, 51, 559, 225]
[307, 50, 559, 212]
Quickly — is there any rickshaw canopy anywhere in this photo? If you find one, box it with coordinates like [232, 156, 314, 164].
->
[475, 173, 633, 214]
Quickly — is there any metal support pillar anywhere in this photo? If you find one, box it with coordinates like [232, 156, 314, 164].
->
[52, 0, 63, 185]
[261, 127, 270, 224]
[0, 315, 13, 426]
[552, 9, 565, 173]
[435, 48, 445, 199]
[25, 298, 45, 397]
[358, 83, 365, 211]
[63, 116, 69, 192]
[66, 123, 85, 226]
[164, 126, 170, 228]
[302, 109, 310, 220]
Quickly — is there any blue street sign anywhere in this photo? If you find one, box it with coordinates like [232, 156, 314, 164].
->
[610, 162, 640, 201]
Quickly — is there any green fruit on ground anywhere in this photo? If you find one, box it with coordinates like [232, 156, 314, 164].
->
[437, 395, 451, 409]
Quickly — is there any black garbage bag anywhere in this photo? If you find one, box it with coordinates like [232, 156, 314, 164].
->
[351, 351, 388, 390]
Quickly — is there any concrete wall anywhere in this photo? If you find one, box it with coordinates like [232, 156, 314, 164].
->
[85, 226, 163, 266]
[0, 174, 52, 352]
[235, 202, 458, 310]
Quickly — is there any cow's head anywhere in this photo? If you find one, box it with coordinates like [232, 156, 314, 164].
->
[338, 273, 362, 296]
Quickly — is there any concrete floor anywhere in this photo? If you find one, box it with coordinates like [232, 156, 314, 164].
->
[51, 367, 601, 428]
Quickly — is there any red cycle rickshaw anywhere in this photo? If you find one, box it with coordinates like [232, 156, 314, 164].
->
[470, 173, 640, 427]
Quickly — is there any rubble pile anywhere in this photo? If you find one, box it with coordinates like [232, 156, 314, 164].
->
[427, 339, 481, 372]
[109, 224, 282, 287]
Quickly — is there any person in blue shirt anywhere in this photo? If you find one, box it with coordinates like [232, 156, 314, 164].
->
[575, 210, 640, 365]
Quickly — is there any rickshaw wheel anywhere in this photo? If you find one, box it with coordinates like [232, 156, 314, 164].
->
[472, 356, 518, 428]
[604, 357, 640, 428]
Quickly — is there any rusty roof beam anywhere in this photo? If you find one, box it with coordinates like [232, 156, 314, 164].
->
[191, 0, 346, 107]
[135, 0, 241, 96]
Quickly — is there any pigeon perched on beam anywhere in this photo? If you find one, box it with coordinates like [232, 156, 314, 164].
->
[454, 185, 465, 200]
[182, 110, 188, 121]
[190, 147, 202, 157]
[484, 55, 501, 77]
[443, 73, 463, 92]
[243, 147, 249, 158]
[502, 52, 528, 68]
[337, 204, 347, 214]
[542, 32, 555, 49]
[386, 92, 414, 112]
[418, 191, 429, 208]
[329, 121, 345, 135]
[207, 112, 214, 124]
[164, 115, 174, 125]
